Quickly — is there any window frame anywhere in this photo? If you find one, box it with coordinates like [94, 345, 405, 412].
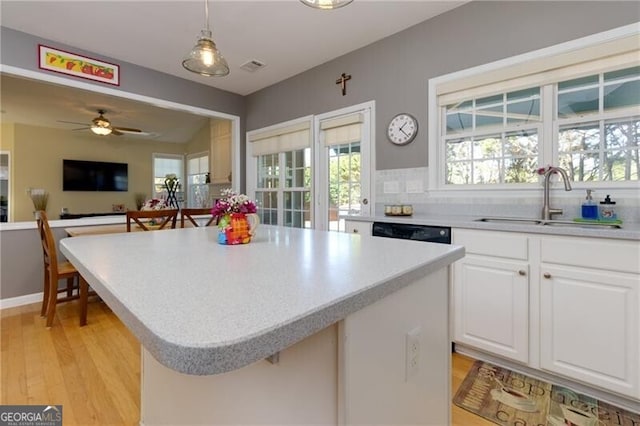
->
[186, 151, 210, 208]
[428, 23, 640, 197]
[247, 116, 314, 228]
[152, 153, 184, 200]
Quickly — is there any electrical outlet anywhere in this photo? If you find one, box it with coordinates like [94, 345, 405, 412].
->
[405, 327, 421, 381]
[383, 181, 400, 194]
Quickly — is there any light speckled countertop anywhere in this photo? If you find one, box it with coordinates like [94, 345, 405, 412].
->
[60, 225, 464, 375]
[348, 214, 640, 240]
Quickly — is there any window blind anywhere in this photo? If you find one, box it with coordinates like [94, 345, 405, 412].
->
[249, 121, 310, 156]
[320, 113, 363, 146]
[437, 34, 640, 106]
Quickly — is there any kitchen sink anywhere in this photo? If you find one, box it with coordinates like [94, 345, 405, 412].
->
[475, 217, 622, 229]
[542, 220, 622, 229]
[475, 217, 543, 225]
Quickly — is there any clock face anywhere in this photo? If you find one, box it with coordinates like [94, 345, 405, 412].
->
[387, 113, 418, 145]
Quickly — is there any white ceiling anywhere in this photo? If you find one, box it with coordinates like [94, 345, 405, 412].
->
[0, 0, 465, 96]
[0, 1, 466, 142]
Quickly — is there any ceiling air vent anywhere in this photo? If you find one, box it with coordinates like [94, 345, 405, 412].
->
[240, 59, 266, 73]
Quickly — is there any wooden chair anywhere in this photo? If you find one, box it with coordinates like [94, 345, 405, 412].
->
[37, 210, 89, 327]
[126, 209, 178, 232]
[180, 208, 217, 228]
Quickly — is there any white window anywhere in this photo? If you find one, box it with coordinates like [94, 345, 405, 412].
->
[557, 67, 640, 182]
[152, 153, 184, 200]
[429, 24, 640, 192]
[186, 152, 209, 208]
[444, 87, 541, 185]
[248, 118, 313, 228]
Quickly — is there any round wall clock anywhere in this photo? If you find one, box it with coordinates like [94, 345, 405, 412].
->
[387, 113, 418, 145]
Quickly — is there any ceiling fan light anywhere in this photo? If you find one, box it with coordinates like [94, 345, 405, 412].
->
[90, 114, 112, 135]
[300, 0, 353, 10]
[90, 125, 112, 136]
[183, 30, 229, 77]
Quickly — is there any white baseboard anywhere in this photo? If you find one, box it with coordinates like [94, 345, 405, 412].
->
[0, 292, 42, 310]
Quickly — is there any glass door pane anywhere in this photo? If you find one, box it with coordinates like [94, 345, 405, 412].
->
[328, 142, 361, 231]
[317, 104, 372, 232]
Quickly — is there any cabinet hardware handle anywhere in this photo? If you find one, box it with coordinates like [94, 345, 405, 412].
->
[518, 270, 526, 276]
[543, 273, 551, 279]
[352, 229, 359, 233]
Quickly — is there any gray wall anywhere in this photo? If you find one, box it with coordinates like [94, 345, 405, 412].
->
[246, 1, 640, 170]
[0, 26, 248, 190]
[0, 27, 248, 300]
[0, 27, 245, 118]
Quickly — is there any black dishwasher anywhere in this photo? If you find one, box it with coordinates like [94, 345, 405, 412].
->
[372, 222, 451, 244]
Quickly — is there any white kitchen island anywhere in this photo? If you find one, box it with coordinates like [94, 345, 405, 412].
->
[60, 225, 464, 425]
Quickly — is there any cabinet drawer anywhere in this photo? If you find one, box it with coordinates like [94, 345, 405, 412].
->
[541, 237, 640, 274]
[345, 221, 371, 236]
[453, 229, 528, 260]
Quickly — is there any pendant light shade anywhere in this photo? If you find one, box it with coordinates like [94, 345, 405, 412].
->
[182, 1, 229, 77]
[299, 0, 353, 10]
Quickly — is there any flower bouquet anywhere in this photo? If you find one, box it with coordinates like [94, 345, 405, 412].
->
[212, 189, 259, 245]
[141, 198, 169, 211]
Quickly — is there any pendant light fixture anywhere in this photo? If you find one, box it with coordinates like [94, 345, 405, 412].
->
[299, 0, 353, 10]
[182, 0, 229, 77]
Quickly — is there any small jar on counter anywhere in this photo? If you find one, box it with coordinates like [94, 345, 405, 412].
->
[599, 195, 617, 220]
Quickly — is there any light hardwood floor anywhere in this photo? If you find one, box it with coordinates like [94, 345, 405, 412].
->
[1, 301, 492, 425]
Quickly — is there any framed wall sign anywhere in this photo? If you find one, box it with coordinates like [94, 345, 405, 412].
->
[38, 45, 120, 86]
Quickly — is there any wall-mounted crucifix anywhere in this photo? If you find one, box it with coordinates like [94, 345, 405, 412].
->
[336, 73, 352, 96]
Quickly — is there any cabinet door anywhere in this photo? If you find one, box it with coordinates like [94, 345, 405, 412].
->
[454, 256, 529, 363]
[540, 264, 639, 398]
[344, 220, 371, 236]
[211, 120, 232, 184]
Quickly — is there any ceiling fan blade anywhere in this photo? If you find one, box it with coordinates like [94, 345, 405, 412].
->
[57, 120, 88, 126]
[111, 129, 124, 136]
[113, 126, 142, 133]
[72, 127, 90, 131]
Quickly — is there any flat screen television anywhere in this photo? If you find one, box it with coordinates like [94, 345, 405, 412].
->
[63, 159, 128, 192]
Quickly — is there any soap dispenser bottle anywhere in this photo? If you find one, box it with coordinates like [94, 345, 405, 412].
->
[581, 189, 598, 220]
[599, 195, 617, 220]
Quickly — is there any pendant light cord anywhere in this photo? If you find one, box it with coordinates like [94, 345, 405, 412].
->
[204, 0, 210, 32]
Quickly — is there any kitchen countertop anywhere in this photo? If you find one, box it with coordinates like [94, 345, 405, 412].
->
[60, 225, 464, 375]
[348, 214, 640, 241]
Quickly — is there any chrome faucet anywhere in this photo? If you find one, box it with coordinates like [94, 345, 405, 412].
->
[541, 166, 572, 220]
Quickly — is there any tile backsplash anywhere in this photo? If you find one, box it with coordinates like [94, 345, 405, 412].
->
[375, 168, 640, 223]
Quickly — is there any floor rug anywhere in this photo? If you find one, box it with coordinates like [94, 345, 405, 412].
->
[453, 360, 640, 426]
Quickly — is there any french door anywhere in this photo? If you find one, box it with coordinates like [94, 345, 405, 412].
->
[315, 102, 374, 231]
[247, 101, 374, 231]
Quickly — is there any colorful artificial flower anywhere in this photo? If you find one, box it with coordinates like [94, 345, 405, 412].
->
[212, 189, 257, 217]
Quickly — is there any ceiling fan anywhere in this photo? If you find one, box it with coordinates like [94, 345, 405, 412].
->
[59, 109, 144, 136]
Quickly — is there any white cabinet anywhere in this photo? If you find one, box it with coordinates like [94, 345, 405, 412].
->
[539, 236, 640, 399]
[210, 119, 232, 184]
[452, 229, 530, 363]
[344, 220, 371, 235]
[452, 229, 640, 400]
